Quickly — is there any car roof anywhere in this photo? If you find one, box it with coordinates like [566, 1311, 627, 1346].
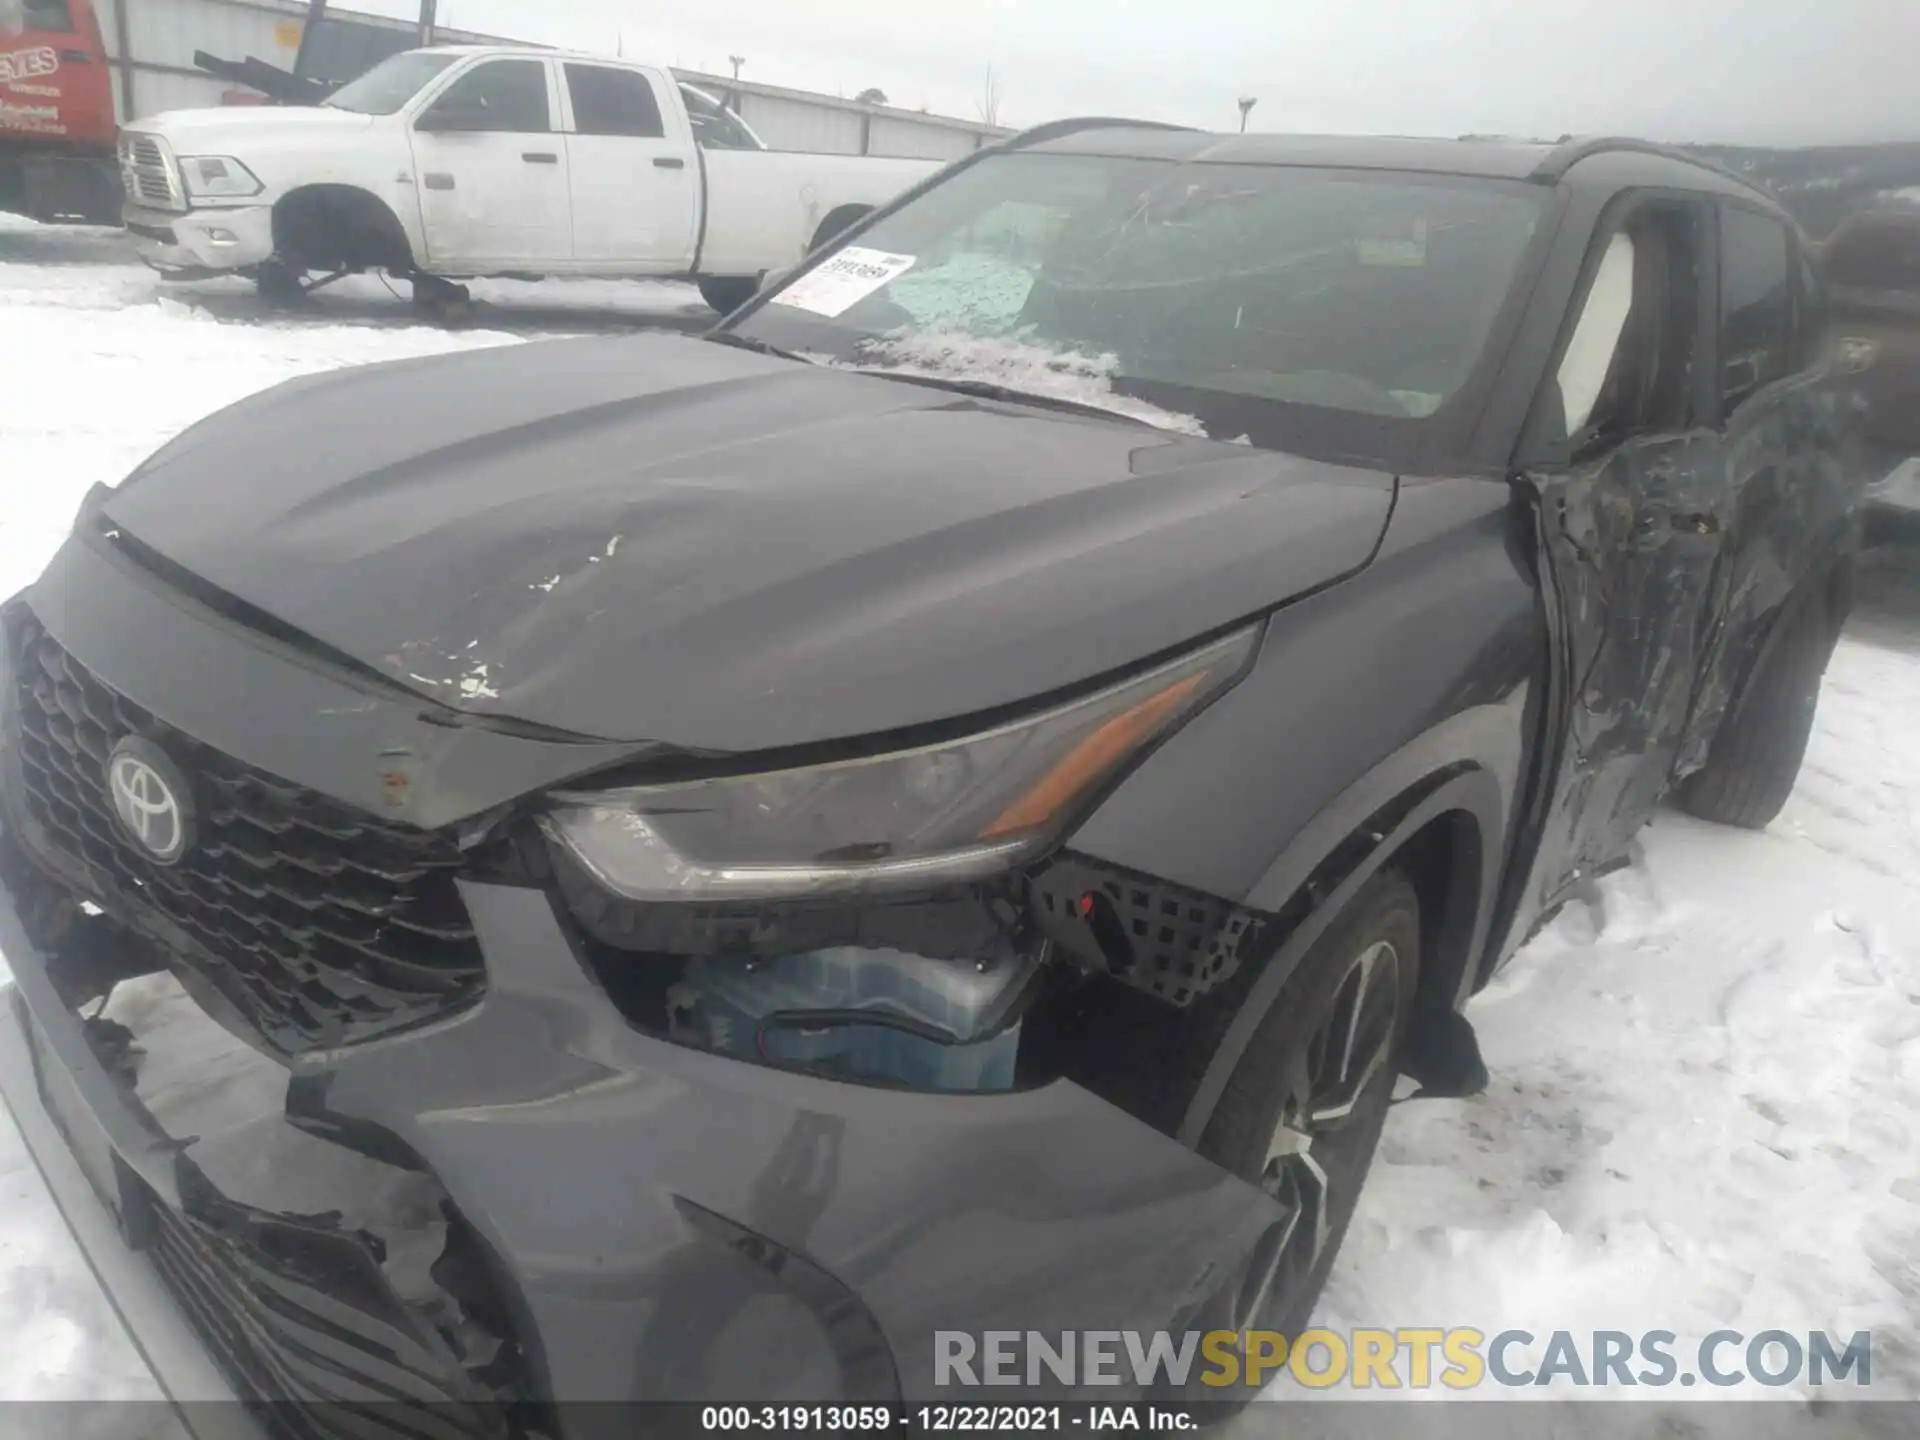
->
[1018, 123, 1787, 213]
[418, 44, 626, 64]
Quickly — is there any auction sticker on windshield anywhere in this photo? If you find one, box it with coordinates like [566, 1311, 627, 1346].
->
[772, 247, 917, 317]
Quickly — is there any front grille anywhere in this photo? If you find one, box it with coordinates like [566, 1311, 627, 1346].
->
[121, 132, 182, 210]
[148, 1184, 510, 1440]
[4, 612, 486, 1054]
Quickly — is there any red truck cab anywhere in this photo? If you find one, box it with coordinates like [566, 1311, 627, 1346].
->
[1, 0, 121, 222]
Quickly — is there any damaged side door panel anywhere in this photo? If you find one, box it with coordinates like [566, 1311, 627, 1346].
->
[1526, 428, 1727, 903]
[1509, 191, 1729, 926]
[1676, 205, 1859, 773]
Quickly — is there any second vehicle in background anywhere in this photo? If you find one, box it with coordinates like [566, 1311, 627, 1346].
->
[117, 45, 944, 316]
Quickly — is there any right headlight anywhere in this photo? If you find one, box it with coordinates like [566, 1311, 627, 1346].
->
[543, 625, 1261, 903]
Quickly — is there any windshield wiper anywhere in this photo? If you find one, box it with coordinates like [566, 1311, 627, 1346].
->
[702, 331, 816, 364]
[847, 369, 1162, 429]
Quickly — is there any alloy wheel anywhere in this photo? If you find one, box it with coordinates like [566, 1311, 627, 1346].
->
[1234, 938, 1404, 1328]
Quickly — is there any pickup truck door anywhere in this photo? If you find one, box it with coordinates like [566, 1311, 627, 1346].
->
[556, 62, 697, 270]
[408, 57, 572, 270]
[1509, 194, 1732, 938]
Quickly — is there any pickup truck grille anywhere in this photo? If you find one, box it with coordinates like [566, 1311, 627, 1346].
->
[120, 132, 183, 211]
[3, 611, 487, 1055]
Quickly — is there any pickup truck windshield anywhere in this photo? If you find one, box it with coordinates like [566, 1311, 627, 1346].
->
[729, 152, 1545, 458]
[324, 51, 458, 115]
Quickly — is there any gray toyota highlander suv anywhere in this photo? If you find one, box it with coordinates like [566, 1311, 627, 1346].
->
[0, 122, 1860, 1436]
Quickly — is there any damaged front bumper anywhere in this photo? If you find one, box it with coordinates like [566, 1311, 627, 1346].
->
[0, 829, 1280, 1438]
[0, 533, 1285, 1436]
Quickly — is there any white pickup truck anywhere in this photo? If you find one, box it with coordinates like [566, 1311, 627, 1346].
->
[117, 45, 946, 316]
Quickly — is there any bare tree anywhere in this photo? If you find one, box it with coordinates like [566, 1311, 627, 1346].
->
[976, 65, 1003, 128]
[729, 55, 746, 82]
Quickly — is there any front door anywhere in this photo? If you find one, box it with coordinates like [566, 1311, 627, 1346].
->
[409, 57, 572, 270]
[1514, 193, 1731, 927]
[558, 62, 697, 270]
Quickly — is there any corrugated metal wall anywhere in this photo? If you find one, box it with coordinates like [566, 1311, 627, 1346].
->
[99, 0, 304, 117]
[102, 0, 1009, 156]
[866, 113, 986, 161]
[729, 90, 866, 156]
[677, 70, 1000, 160]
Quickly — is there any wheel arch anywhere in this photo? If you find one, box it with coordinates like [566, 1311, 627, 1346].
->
[1173, 719, 1514, 1147]
[270, 184, 417, 272]
[808, 203, 874, 255]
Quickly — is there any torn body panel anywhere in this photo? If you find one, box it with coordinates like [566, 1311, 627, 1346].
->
[1519, 429, 1727, 913]
[1675, 370, 1861, 773]
[0, 847, 1287, 1415]
[1515, 369, 1859, 933]
[0, 862, 535, 1436]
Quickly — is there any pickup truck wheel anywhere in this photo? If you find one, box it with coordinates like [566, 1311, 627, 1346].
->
[1198, 869, 1420, 1348]
[1675, 591, 1834, 830]
[698, 277, 760, 315]
[254, 259, 307, 308]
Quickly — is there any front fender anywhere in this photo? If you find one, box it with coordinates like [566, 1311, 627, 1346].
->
[1176, 760, 1510, 1145]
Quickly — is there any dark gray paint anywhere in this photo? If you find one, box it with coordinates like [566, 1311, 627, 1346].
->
[0, 134, 1870, 1417]
[0, 862, 1283, 1409]
[104, 335, 1395, 750]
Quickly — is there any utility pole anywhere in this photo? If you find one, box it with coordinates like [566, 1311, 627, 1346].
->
[1237, 96, 1257, 133]
[418, 0, 437, 47]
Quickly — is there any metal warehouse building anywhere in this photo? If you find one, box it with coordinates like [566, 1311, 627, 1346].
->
[96, 0, 1010, 159]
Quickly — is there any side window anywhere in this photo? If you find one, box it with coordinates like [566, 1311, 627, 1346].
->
[421, 60, 552, 135]
[1550, 201, 1707, 458]
[1718, 205, 1792, 410]
[565, 64, 665, 138]
[1556, 232, 1636, 438]
[679, 85, 759, 151]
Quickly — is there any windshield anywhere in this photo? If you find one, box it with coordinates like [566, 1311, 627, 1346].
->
[323, 51, 458, 115]
[730, 152, 1545, 458]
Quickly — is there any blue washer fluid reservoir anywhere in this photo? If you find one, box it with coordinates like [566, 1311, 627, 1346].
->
[670, 946, 1031, 1092]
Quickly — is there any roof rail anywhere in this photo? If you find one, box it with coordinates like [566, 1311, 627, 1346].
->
[1530, 135, 1770, 195]
[990, 116, 1200, 153]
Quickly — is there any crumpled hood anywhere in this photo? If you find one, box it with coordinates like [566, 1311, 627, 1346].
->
[103, 335, 1396, 752]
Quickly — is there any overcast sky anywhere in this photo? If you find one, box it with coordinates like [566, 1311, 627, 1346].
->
[353, 0, 1920, 147]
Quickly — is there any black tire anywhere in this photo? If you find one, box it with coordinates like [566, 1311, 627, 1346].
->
[254, 258, 307, 307]
[1675, 591, 1833, 830]
[1196, 869, 1421, 1363]
[411, 275, 474, 328]
[698, 277, 760, 315]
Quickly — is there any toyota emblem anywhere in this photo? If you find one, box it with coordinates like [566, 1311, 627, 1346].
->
[106, 736, 197, 866]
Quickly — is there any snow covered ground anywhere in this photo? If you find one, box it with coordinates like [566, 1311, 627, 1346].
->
[3, 215, 1919, 1423]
